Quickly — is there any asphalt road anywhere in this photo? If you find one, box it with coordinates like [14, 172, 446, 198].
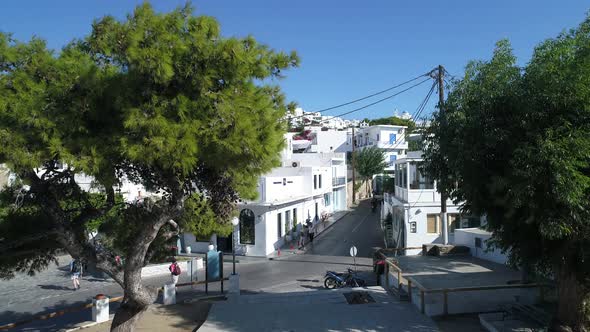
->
[304, 199, 384, 258]
[0, 199, 385, 331]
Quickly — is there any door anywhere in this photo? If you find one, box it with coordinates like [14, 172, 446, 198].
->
[389, 133, 397, 144]
[315, 202, 319, 220]
[216, 235, 232, 253]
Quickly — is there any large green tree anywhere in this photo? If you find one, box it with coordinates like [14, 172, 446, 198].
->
[354, 146, 387, 196]
[423, 18, 590, 331]
[0, 4, 298, 331]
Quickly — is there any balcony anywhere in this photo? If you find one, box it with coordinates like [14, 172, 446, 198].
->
[376, 141, 408, 150]
[332, 176, 346, 187]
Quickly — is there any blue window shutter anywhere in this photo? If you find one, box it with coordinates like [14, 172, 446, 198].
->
[389, 134, 396, 144]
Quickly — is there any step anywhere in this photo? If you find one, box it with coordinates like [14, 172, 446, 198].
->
[224, 286, 391, 305]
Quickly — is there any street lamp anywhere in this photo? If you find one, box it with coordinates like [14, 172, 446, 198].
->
[231, 217, 240, 275]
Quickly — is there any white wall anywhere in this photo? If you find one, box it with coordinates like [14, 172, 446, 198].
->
[405, 205, 462, 255]
[454, 229, 507, 264]
[312, 130, 351, 153]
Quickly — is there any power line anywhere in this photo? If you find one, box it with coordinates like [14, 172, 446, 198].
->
[412, 81, 437, 121]
[310, 72, 432, 114]
[287, 69, 436, 122]
[319, 77, 433, 123]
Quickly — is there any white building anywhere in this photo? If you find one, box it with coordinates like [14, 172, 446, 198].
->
[354, 125, 409, 172]
[381, 151, 506, 263]
[309, 129, 353, 154]
[182, 134, 348, 257]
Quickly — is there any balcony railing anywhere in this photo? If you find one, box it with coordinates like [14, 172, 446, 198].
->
[332, 176, 346, 186]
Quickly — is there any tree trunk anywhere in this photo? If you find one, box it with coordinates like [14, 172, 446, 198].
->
[110, 258, 159, 332]
[550, 263, 589, 332]
[110, 285, 158, 332]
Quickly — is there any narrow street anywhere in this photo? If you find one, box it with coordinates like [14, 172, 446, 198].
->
[303, 199, 384, 258]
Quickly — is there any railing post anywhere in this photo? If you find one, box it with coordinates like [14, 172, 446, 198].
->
[408, 279, 412, 303]
[420, 290, 425, 314]
[443, 290, 448, 316]
[385, 263, 390, 290]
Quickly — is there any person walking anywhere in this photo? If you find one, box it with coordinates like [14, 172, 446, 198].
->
[70, 259, 83, 290]
[169, 259, 181, 285]
[308, 220, 316, 243]
[299, 224, 308, 249]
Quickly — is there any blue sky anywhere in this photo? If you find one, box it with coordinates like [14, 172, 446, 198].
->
[1, 1, 588, 120]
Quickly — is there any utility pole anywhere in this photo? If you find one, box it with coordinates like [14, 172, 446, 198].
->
[351, 126, 356, 204]
[438, 65, 449, 245]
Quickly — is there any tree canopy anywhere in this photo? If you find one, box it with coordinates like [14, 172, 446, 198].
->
[354, 146, 387, 195]
[366, 116, 416, 131]
[0, 3, 298, 330]
[422, 17, 590, 331]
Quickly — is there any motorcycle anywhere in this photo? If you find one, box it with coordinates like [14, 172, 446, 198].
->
[371, 199, 377, 213]
[324, 268, 367, 289]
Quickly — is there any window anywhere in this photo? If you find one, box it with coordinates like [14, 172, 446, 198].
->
[409, 162, 434, 189]
[427, 214, 440, 234]
[314, 175, 317, 189]
[324, 193, 331, 206]
[293, 208, 297, 225]
[447, 213, 460, 233]
[239, 209, 255, 245]
[377, 134, 380, 141]
[461, 216, 481, 228]
[319, 174, 322, 188]
[401, 163, 408, 188]
[277, 213, 282, 238]
[389, 133, 397, 144]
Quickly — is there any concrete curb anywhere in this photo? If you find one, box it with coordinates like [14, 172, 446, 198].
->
[61, 314, 115, 332]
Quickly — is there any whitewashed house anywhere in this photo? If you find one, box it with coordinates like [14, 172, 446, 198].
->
[182, 134, 348, 257]
[354, 125, 408, 172]
[381, 151, 507, 263]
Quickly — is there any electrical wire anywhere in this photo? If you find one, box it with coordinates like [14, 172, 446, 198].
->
[287, 69, 436, 122]
[318, 77, 433, 124]
[412, 81, 437, 122]
[309, 72, 432, 114]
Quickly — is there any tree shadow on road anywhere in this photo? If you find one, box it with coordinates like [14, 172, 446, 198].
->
[38, 284, 73, 291]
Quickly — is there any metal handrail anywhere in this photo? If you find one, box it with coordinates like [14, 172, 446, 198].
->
[405, 275, 552, 315]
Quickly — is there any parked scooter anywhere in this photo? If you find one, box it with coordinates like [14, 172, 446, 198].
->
[371, 198, 377, 213]
[324, 268, 367, 289]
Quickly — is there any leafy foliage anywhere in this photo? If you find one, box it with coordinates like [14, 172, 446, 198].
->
[422, 17, 590, 330]
[367, 116, 416, 132]
[354, 146, 387, 181]
[0, 3, 298, 327]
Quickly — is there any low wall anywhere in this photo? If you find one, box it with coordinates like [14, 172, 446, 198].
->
[379, 259, 542, 318]
[453, 229, 507, 265]
[182, 233, 217, 253]
[142, 258, 204, 278]
[409, 286, 538, 316]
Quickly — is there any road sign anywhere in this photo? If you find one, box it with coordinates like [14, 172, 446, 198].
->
[350, 246, 358, 257]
